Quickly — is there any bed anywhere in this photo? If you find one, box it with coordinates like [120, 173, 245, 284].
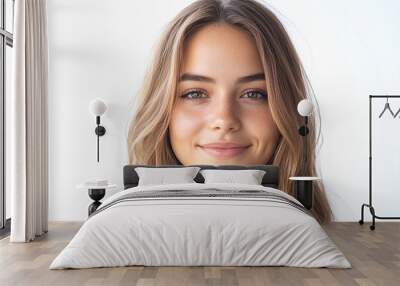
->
[49, 164, 351, 269]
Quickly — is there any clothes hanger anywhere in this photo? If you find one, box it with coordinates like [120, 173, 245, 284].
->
[393, 107, 400, 118]
[378, 97, 395, 118]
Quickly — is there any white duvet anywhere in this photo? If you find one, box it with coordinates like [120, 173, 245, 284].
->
[49, 183, 351, 269]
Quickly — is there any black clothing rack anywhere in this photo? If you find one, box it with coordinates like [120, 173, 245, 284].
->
[359, 95, 400, 230]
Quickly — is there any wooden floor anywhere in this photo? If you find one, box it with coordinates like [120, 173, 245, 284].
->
[0, 221, 399, 286]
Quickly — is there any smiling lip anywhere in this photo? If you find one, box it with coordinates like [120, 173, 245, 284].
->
[198, 142, 251, 158]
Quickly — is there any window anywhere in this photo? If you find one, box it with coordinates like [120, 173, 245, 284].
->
[0, 0, 14, 236]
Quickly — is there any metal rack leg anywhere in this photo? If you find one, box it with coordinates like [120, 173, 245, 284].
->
[358, 203, 400, 231]
[359, 204, 366, 225]
[369, 206, 375, 231]
[359, 203, 375, 230]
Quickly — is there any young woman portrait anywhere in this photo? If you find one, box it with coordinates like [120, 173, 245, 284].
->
[127, 0, 333, 224]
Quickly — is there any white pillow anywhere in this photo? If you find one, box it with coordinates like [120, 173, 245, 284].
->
[135, 167, 201, 186]
[200, 169, 266, 185]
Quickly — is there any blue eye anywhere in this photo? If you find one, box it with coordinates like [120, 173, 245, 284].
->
[242, 90, 267, 100]
[180, 89, 207, 100]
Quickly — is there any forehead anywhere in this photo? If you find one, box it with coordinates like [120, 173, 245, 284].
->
[180, 23, 264, 81]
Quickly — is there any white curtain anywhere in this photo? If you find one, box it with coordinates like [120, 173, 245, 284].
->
[9, 0, 49, 242]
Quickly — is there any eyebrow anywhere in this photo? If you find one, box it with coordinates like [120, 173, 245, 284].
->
[179, 72, 266, 84]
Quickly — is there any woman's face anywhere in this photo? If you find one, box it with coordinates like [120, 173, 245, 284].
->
[169, 23, 280, 166]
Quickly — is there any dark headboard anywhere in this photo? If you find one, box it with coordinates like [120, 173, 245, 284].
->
[123, 164, 280, 189]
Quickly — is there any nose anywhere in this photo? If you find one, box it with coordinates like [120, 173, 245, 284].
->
[208, 93, 241, 133]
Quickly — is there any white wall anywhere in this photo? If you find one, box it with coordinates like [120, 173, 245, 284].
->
[47, 0, 400, 221]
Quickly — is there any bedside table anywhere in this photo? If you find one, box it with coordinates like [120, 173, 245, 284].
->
[289, 177, 320, 210]
[76, 183, 117, 216]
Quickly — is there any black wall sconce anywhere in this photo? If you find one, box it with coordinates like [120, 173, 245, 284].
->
[89, 98, 107, 162]
[297, 99, 313, 173]
[289, 99, 320, 210]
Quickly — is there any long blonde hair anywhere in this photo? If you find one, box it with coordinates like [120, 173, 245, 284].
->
[127, 0, 333, 224]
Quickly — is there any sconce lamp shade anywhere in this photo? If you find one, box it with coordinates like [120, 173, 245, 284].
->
[89, 98, 107, 116]
[297, 99, 313, 116]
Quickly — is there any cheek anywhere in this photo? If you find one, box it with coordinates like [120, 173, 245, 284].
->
[244, 107, 279, 147]
[169, 106, 203, 146]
